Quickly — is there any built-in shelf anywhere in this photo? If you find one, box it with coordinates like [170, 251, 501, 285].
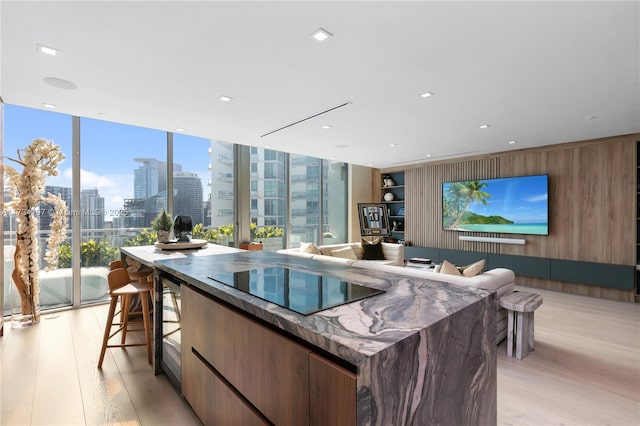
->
[381, 172, 405, 242]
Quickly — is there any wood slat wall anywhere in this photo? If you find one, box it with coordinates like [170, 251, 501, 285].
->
[381, 134, 639, 301]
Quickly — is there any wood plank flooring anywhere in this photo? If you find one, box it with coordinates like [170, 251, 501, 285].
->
[1, 286, 639, 425]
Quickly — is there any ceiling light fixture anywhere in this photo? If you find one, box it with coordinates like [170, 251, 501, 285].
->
[42, 103, 56, 109]
[263, 144, 272, 149]
[420, 91, 434, 98]
[310, 28, 332, 42]
[508, 140, 517, 145]
[322, 125, 332, 129]
[175, 127, 185, 132]
[219, 96, 233, 102]
[389, 143, 397, 147]
[425, 154, 432, 157]
[36, 44, 58, 56]
[585, 115, 598, 120]
[479, 124, 490, 129]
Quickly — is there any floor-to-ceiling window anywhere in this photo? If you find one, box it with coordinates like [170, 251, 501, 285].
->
[3, 104, 350, 315]
[288, 155, 348, 248]
[3, 105, 73, 313]
[174, 135, 236, 244]
[250, 148, 286, 251]
[323, 160, 348, 244]
[79, 118, 166, 305]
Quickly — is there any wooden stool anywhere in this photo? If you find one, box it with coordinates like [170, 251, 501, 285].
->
[499, 291, 543, 359]
[98, 268, 153, 368]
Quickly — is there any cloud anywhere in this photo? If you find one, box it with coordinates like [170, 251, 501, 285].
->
[526, 194, 548, 202]
[45, 168, 134, 220]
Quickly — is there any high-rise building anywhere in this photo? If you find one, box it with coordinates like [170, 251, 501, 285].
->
[80, 188, 105, 237]
[41, 185, 73, 231]
[173, 171, 203, 226]
[134, 158, 182, 199]
[208, 141, 234, 228]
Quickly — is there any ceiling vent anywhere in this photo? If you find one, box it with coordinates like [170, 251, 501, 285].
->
[260, 102, 351, 138]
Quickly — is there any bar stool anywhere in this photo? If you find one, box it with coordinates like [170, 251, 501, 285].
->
[109, 259, 153, 285]
[109, 260, 154, 338]
[98, 267, 153, 368]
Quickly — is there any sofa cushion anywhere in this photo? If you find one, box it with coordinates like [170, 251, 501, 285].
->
[361, 238, 385, 260]
[440, 259, 462, 276]
[461, 259, 485, 277]
[330, 246, 357, 260]
[300, 242, 322, 255]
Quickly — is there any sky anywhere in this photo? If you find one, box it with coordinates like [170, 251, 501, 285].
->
[4, 104, 211, 220]
[443, 175, 549, 224]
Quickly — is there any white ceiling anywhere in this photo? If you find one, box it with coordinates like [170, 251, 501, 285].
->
[2, 1, 639, 168]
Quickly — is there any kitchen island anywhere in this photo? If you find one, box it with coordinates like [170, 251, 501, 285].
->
[155, 249, 497, 426]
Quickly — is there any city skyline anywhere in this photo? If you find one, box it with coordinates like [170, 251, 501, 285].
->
[4, 104, 210, 221]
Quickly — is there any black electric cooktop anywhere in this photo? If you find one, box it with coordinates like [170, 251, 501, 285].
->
[207, 266, 384, 315]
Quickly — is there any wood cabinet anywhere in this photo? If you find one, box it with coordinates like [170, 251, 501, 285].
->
[309, 353, 356, 426]
[181, 285, 356, 425]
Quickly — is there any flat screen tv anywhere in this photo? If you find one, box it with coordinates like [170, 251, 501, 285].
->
[442, 174, 549, 235]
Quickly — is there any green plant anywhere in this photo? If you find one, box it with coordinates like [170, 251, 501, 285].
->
[151, 209, 172, 232]
[123, 228, 157, 247]
[57, 239, 119, 268]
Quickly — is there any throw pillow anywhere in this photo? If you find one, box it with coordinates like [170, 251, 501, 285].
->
[361, 238, 386, 260]
[300, 242, 322, 255]
[439, 259, 462, 276]
[330, 246, 357, 260]
[460, 259, 485, 277]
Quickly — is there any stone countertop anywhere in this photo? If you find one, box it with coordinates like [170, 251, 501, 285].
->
[155, 250, 494, 366]
[120, 243, 242, 268]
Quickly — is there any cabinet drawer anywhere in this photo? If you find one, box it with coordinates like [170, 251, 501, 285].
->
[309, 353, 356, 426]
[182, 285, 310, 426]
[185, 350, 270, 425]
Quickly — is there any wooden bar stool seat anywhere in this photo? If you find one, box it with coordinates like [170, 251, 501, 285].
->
[98, 267, 153, 368]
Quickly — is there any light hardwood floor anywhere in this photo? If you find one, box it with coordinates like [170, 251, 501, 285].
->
[1, 286, 639, 425]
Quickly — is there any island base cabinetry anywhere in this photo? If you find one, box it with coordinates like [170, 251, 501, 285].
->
[181, 285, 356, 426]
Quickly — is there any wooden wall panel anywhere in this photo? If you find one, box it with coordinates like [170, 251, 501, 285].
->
[405, 157, 501, 253]
[500, 138, 635, 264]
[383, 134, 639, 300]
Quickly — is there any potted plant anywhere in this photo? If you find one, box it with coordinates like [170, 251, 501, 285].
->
[152, 209, 172, 243]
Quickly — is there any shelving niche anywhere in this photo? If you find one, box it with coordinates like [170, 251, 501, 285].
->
[381, 171, 405, 242]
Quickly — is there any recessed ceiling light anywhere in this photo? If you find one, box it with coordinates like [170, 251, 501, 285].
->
[425, 154, 432, 157]
[420, 91, 434, 98]
[219, 96, 233, 102]
[310, 28, 332, 42]
[479, 124, 490, 129]
[43, 77, 77, 90]
[508, 140, 517, 145]
[263, 144, 272, 149]
[389, 143, 397, 147]
[42, 103, 56, 109]
[36, 44, 58, 56]
[175, 127, 185, 132]
[322, 125, 332, 129]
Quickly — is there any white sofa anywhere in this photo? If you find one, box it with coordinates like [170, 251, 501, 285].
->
[278, 242, 515, 343]
[278, 242, 405, 267]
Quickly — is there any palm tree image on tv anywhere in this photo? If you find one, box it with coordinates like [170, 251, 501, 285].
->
[442, 175, 549, 235]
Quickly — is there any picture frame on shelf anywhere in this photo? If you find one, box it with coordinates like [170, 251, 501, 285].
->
[358, 203, 391, 237]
